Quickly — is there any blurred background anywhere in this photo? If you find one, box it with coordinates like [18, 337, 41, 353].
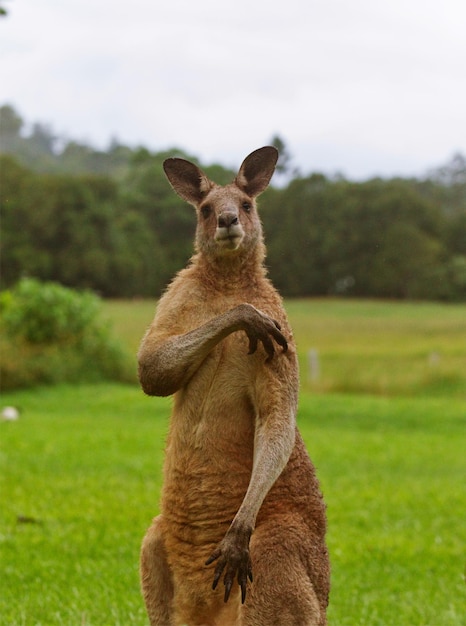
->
[1, 0, 465, 432]
[1, 0, 465, 302]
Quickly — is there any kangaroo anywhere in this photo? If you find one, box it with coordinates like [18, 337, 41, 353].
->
[138, 147, 330, 626]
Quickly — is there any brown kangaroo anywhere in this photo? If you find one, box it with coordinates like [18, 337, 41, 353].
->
[138, 147, 330, 626]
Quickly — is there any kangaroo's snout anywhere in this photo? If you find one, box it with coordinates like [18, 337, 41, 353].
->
[218, 212, 239, 229]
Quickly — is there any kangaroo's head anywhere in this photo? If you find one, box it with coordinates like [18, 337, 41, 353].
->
[163, 147, 278, 261]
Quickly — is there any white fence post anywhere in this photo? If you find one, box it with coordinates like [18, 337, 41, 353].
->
[308, 348, 320, 383]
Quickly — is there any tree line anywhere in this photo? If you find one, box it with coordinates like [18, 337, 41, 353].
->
[1, 104, 465, 300]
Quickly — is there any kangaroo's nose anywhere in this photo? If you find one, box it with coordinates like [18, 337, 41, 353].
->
[218, 213, 239, 228]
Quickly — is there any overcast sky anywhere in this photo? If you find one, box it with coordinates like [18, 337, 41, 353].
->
[1, 0, 465, 179]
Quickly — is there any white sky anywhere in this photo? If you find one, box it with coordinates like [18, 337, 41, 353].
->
[1, 0, 465, 178]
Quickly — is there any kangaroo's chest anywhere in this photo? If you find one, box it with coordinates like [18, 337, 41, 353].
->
[177, 330, 257, 413]
[165, 333, 257, 475]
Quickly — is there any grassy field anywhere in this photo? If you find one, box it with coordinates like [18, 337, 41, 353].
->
[1, 299, 466, 625]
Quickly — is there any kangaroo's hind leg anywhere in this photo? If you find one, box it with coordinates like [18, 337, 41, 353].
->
[242, 515, 329, 626]
[140, 515, 174, 626]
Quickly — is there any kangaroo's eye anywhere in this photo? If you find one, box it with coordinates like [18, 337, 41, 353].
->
[201, 205, 212, 219]
[242, 201, 252, 213]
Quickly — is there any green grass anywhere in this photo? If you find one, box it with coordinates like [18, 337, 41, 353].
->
[300, 393, 466, 625]
[1, 384, 465, 625]
[286, 299, 466, 397]
[105, 298, 466, 397]
[0, 384, 168, 626]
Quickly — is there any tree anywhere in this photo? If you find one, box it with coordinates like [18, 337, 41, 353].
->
[428, 152, 466, 186]
[1, 105, 465, 301]
[121, 150, 197, 293]
[262, 174, 455, 299]
[0, 105, 23, 152]
[371, 223, 444, 299]
[29, 123, 57, 156]
[0, 156, 37, 286]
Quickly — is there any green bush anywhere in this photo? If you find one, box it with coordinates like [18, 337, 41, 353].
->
[0, 278, 135, 390]
[1, 277, 101, 343]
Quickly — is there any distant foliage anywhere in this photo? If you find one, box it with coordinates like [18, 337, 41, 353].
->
[0, 278, 134, 389]
[2, 278, 100, 343]
[262, 175, 466, 300]
[1, 104, 465, 301]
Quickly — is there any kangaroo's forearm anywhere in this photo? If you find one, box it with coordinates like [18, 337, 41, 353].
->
[138, 310, 242, 396]
[233, 412, 296, 531]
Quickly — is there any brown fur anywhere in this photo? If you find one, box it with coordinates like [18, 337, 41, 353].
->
[138, 147, 330, 625]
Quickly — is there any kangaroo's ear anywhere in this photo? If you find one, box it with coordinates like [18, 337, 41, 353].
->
[235, 146, 278, 197]
[163, 158, 213, 205]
